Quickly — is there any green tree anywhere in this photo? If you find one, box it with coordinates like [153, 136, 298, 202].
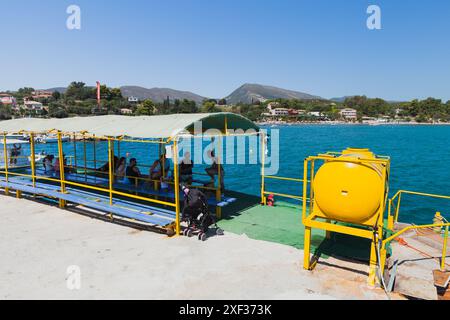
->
[52, 91, 61, 100]
[201, 101, 219, 113]
[135, 99, 155, 115]
[66, 81, 93, 100]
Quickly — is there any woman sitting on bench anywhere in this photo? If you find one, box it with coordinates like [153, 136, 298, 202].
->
[205, 150, 225, 192]
[150, 153, 170, 181]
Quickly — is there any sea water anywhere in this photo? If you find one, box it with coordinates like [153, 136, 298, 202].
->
[27, 124, 450, 225]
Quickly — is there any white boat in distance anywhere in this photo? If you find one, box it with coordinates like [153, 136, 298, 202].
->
[35, 134, 70, 144]
[0, 139, 45, 170]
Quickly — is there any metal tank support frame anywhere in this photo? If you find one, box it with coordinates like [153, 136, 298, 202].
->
[302, 151, 391, 287]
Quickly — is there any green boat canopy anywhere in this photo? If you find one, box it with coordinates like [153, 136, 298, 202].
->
[0, 113, 259, 139]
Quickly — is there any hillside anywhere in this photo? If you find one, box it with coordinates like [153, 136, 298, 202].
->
[120, 86, 207, 104]
[225, 83, 322, 104]
[45, 87, 67, 94]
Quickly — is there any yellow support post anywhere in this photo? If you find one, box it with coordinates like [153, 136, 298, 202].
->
[309, 160, 315, 215]
[442, 226, 449, 271]
[367, 237, 378, 286]
[224, 115, 228, 135]
[173, 140, 180, 235]
[387, 199, 394, 230]
[73, 133, 77, 170]
[302, 159, 311, 270]
[3, 133, 9, 195]
[57, 131, 66, 208]
[29, 133, 36, 188]
[302, 159, 308, 222]
[83, 135, 87, 178]
[394, 193, 402, 223]
[111, 139, 115, 181]
[215, 135, 222, 219]
[260, 132, 266, 205]
[303, 226, 311, 270]
[107, 138, 113, 205]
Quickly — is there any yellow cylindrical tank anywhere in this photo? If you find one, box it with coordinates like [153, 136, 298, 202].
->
[313, 148, 385, 224]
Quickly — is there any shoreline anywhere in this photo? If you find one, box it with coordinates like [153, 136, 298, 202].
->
[256, 121, 450, 126]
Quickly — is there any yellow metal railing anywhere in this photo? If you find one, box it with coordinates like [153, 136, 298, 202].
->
[384, 189, 450, 273]
[388, 190, 450, 230]
[0, 131, 181, 234]
[0, 129, 232, 233]
[383, 222, 449, 271]
[261, 174, 308, 203]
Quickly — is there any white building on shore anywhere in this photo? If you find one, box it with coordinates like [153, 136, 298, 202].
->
[24, 101, 44, 111]
[340, 108, 357, 120]
[0, 94, 17, 107]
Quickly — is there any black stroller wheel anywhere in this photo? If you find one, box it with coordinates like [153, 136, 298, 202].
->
[216, 228, 224, 236]
[198, 232, 206, 241]
[187, 229, 194, 238]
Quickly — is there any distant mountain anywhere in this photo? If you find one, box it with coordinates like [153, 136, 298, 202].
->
[225, 83, 322, 104]
[120, 86, 207, 105]
[330, 96, 353, 103]
[330, 95, 404, 104]
[45, 87, 67, 94]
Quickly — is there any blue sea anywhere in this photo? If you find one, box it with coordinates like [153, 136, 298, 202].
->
[28, 124, 450, 225]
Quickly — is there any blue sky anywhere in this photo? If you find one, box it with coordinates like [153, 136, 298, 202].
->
[1, 0, 449, 101]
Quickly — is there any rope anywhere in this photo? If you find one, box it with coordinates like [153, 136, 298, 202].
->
[395, 237, 450, 268]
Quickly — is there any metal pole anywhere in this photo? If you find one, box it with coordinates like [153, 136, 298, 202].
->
[442, 225, 449, 271]
[302, 159, 308, 222]
[395, 193, 402, 223]
[30, 133, 36, 188]
[73, 133, 77, 170]
[260, 132, 265, 205]
[310, 159, 315, 219]
[216, 135, 222, 219]
[108, 138, 113, 205]
[388, 199, 393, 230]
[303, 159, 310, 270]
[173, 140, 180, 235]
[83, 135, 87, 179]
[57, 131, 66, 208]
[224, 115, 228, 135]
[3, 133, 9, 195]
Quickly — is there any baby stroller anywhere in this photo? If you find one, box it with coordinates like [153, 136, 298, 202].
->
[181, 185, 224, 241]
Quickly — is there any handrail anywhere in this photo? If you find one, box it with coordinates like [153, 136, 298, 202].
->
[382, 222, 449, 271]
[261, 173, 307, 203]
[69, 165, 218, 192]
[389, 190, 450, 227]
[265, 175, 308, 183]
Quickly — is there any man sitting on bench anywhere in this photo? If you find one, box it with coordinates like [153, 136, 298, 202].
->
[126, 158, 142, 186]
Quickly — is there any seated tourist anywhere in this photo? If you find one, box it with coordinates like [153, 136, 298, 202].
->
[43, 155, 55, 173]
[205, 150, 225, 192]
[99, 155, 119, 173]
[54, 155, 70, 174]
[115, 157, 127, 181]
[126, 158, 141, 185]
[150, 153, 170, 180]
[9, 144, 22, 165]
[179, 151, 194, 184]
